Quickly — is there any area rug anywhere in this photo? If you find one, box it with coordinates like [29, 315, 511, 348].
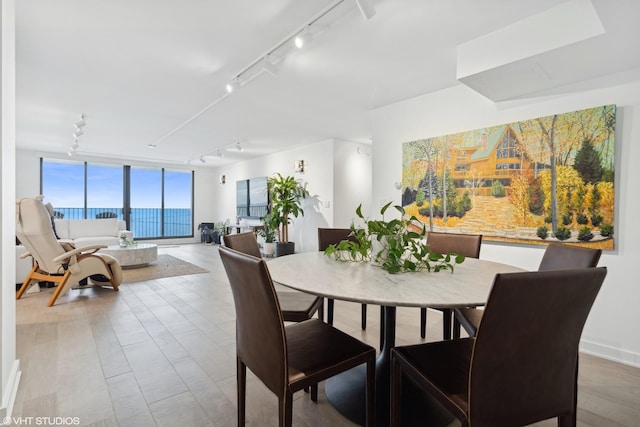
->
[121, 254, 209, 283]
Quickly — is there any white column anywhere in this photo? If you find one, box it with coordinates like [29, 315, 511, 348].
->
[1, 0, 21, 420]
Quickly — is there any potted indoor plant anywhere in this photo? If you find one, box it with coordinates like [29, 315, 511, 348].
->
[257, 212, 278, 256]
[325, 202, 465, 273]
[267, 173, 309, 256]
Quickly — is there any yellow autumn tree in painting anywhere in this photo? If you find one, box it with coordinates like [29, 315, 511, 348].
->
[508, 174, 530, 225]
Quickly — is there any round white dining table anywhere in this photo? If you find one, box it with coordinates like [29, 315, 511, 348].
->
[267, 251, 524, 426]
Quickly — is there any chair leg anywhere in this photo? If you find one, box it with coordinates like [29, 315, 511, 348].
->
[311, 384, 318, 402]
[391, 352, 402, 427]
[318, 298, 324, 322]
[380, 307, 385, 351]
[559, 356, 579, 427]
[365, 357, 375, 427]
[327, 298, 335, 325]
[420, 307, 427, 338]
[16, 265, 38, 299]
[47, 271, 72, 307]
[237, 358, 246, 427]
[361, 303, 367, 330]
[442, 308, 452, 340]
[279, 390, 293, 427]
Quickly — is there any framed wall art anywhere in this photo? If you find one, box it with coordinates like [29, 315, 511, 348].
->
[402, 104, 615, 249]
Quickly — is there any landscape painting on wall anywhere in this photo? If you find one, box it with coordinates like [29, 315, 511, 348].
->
[402, 104, 616, 249]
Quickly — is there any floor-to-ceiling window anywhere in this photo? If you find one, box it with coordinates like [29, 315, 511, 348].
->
[41, 158, 85, 218]
[130, 166, 162, 238]
[87, 163, 124, 219]
[41, 158, 193, 239]
[163, 169, 193, 237]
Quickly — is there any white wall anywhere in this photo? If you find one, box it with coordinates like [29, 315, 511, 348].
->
[214, 139, 334, 253]
[371, 81, 640, 367]
[333, 139, 373, 228]
[1, 0, 20, 418]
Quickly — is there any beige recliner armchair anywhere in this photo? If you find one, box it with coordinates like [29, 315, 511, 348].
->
[16, 197, 122, 307]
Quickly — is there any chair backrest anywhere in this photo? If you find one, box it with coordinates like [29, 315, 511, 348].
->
[469, 267, 607, 426]
[426, 231, 482, 258]
[223, 232, 262, 258]
[16, 197, 67, 273]
[538, 242, 601, 270]
[218, 246, 288, 397]
[317, 227, 356, 251]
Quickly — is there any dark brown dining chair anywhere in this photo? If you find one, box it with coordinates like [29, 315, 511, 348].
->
[454, 242, 602, 338]
[317, 227, 366, 327]
[223, 232, 324, 323]
[391, 267, 607, 427]
[421, 231, 482, 340]
[219, 246, 376, 427]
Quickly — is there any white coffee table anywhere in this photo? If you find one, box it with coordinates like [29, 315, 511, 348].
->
[100, 243, 158, 268]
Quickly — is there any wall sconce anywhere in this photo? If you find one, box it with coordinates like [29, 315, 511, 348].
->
[219, 174, 226, 184]
[294, 160, 305, 173]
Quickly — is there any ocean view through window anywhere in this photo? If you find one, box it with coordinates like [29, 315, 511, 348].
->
[42, 159, 193, 239]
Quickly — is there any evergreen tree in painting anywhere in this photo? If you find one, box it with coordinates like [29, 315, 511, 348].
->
[574, 138, 603, 184]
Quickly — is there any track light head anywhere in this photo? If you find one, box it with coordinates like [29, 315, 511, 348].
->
[294, 27, 313, 48]
[72, 129, 83, 139]
[226, 77, 240, 93]
[217, 149, 224, 158]
[71, 141, 79, 150]
[236, 142, 244, 152]
[199, 156, 206, 163]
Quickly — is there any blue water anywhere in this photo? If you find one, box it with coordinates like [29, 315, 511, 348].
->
[54, 208, 192, 238]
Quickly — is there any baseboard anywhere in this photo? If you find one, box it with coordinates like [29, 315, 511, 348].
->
[580, 339, 640, 368]
[0, 360, 22, 420]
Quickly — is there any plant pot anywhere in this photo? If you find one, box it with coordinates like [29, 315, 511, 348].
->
[275, 242, 295, 257]
[263, 242, 275, 256]
[213, 232, 222, 245]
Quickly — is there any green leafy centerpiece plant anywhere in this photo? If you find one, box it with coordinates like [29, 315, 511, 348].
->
[324, 202, 465, 274]
[267, 173, 309, 256]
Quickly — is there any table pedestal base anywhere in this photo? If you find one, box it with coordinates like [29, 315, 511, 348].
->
[325, 306, 454, 426]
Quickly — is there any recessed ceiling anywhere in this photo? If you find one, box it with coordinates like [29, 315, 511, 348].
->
[15, 0, 640, 166]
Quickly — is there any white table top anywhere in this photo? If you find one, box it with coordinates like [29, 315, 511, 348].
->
[267, 252, 524, 309]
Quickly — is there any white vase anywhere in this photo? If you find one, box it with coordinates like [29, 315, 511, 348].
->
[263, 242, 275, 257]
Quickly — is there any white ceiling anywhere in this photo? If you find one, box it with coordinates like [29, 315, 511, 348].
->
[15, 0, 640, 167]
